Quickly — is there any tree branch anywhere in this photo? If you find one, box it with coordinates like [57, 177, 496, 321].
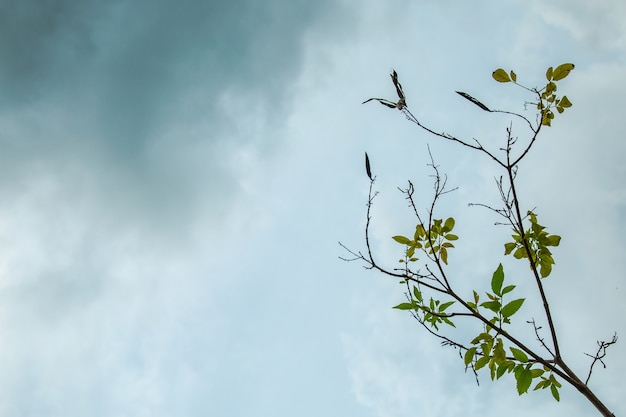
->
[585, 334, 618, 385]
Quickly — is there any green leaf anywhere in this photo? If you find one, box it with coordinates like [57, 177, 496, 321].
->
[414, 224, 426, 239]
[440, 247, 448, 264]
[393, 302, 417, 310]
[464, 347, 477, 366]
[534, 379, 549, 390]
[413, 286, 422, 302]
[516, 367, 533, 394]
[501, 298, 525, 318]
[489, 357, 497, 380]
[442, 316, 456, 327]
[504, 242, 516, 255]
[491, 264, 505, 296]
[474, 355, 490, 371]
[496, 361, 512, 379]
[510, 70, 517, 82]
[546, 66, 553, 81]
[542, 112, 553, 126]
[547, 235, 561, 246]
[392, 235, 411, 245]
[549, 375, 562, 388]
[501, 284, 516, 295]
[510, 347, 529, 363]
[492, 68, 511, 83]
[559, 95, 572, 108]
[471, 332, 492, 345]
[445, 233, 459, 241]
[439, 301, 455, 312]
[551, 63, 575, 81]
[480, 300, 501, 313]
[493, 339, 506, 363]
[540, 262, 552, 278]
[551, 384, 560, 401]
[513, 247, 527, 259]
[496, 362, 508, 379]
[482, 338, 494, 354]
[444, 217, 455, 231]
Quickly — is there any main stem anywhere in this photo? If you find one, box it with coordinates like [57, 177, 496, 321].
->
[507, 164, 561, 359]
[506, 150, 614, 416]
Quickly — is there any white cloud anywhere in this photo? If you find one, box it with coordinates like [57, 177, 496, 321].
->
[530, 0, 626, 53]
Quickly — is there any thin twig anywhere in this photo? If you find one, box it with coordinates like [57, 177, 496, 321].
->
[527, 318, 555, 357]
[584, 334, 618, 385]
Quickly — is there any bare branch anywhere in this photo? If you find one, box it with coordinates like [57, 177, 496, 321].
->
[527, 318, 555, 357]
[584, 334, 618, 385]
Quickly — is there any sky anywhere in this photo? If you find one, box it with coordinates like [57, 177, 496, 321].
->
[0, 0, 624, 416]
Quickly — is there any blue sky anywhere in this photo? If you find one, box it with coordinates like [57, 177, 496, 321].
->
[0, 0, 624, 416]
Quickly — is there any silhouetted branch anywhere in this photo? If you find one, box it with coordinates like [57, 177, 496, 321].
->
[585, 334, 618, 385]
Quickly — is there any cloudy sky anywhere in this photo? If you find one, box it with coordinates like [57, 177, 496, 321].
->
[0, 0, 624, 416]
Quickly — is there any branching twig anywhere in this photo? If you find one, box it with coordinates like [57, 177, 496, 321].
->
[527, 318, 555, 357]
[584, 334, 618, 385]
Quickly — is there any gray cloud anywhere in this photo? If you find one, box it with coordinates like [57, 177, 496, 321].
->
[0, 2, 345, 393]
[0, 0, 339, 239]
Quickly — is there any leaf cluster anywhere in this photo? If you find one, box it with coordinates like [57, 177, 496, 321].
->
[461, 264, 560, 399]
[394, 286, 456, 330]
[392, 217, 458, 265]
[464, 333, 561, 400]
[467, 264, 523, 325]
[492, 63, 574, 126]
[504, 211, 561, 278]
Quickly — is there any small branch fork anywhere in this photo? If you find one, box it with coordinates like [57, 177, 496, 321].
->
[340, 70, 617, 417]
[585, 334, 618, 385]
